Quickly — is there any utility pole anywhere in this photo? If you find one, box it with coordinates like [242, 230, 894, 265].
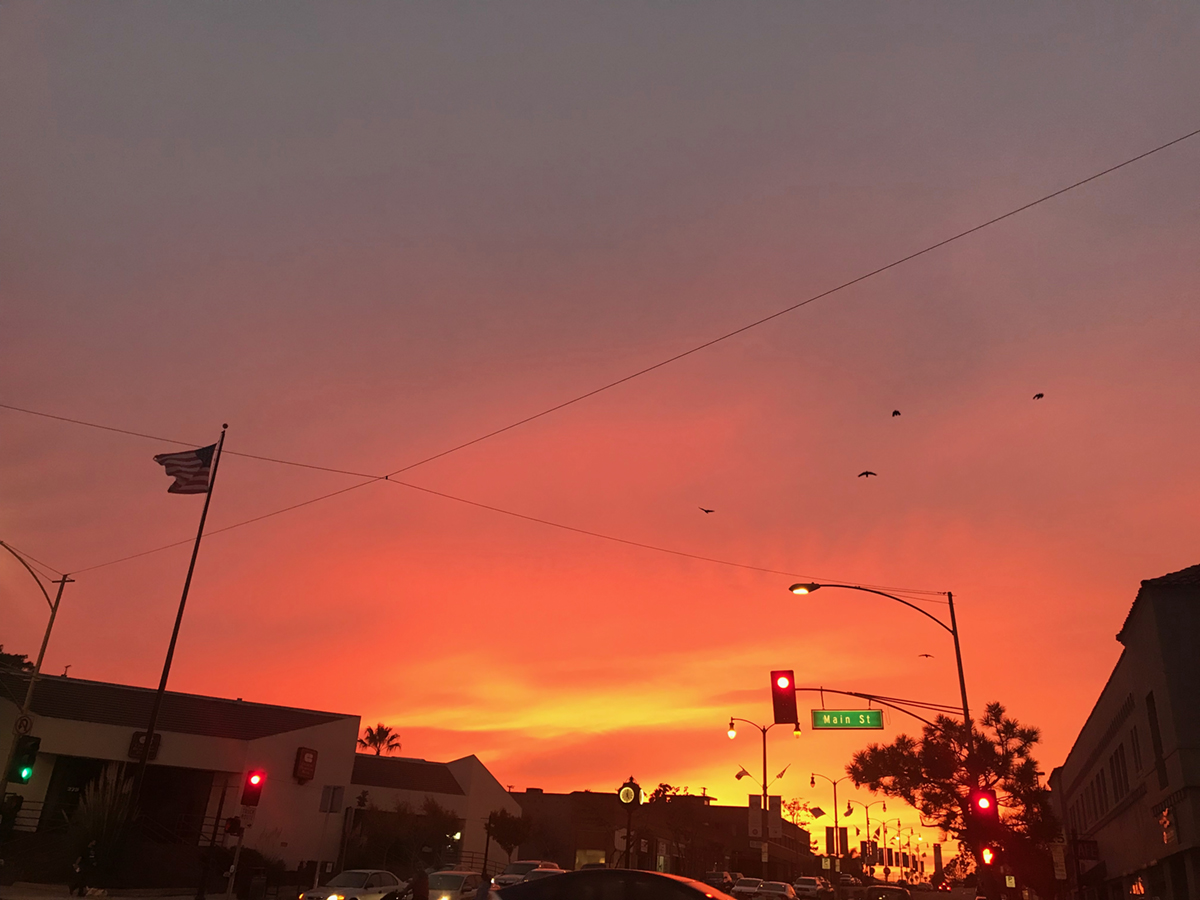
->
[0, 543, 71, 800]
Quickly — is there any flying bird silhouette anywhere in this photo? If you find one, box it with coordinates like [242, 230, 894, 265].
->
[1033, 393, 1044, 400]
[699, 507, 714, 514]
[917, 653, 934, 659]
[892, 410, 901, 417]
[858, 471, 877, 478]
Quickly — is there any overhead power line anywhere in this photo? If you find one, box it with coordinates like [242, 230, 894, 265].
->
[6, 124, 1198, 580]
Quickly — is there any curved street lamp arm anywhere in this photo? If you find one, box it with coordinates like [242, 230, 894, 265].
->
[821, 584, 953, 634]
[0, 541, 53, 608]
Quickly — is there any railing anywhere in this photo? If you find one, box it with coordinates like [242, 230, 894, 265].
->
[454, 850, 507, 878]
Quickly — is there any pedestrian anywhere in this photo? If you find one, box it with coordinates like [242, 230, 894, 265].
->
[71, 840, 98, 896]
[410, 869, 428, 900]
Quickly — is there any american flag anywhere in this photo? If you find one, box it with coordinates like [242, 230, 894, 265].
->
[153, 444, 216, 494]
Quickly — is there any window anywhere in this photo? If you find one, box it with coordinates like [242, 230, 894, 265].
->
[1146, 692, 1169, 789]
[1109, 744, 1130, 801]
[1130, 726, 1143, 772]
[1097, 769, 1109, 814]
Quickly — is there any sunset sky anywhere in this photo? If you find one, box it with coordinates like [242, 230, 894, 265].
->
[3, 2, 1199, 849]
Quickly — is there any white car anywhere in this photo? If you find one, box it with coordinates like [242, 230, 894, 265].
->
[493, 861, 560, 888]
[428, 870, 488, 900]
[301, 869, 405, 900]
[793, 878, 824, 899]
[733, 878, 764, 898]
[756, 883, 798, 900]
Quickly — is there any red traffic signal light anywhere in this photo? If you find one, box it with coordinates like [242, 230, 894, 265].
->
[969, 789, 999, 823]
[241, 770, 266, 807]
[770, 670, 799, 726]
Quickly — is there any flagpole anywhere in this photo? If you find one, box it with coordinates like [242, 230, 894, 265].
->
[132, 424, 228, 810]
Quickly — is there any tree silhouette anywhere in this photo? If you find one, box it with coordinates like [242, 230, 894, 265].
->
[847, 701, 1058, 896]
[358, 723, 402, 756]
[486, 808, 533, 862]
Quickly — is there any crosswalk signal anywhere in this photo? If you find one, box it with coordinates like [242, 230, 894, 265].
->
[980, 846, 997, 866]
[770, 670, 799, 726]
[241, 770, 266, 807]
[8, 735, 41, 784]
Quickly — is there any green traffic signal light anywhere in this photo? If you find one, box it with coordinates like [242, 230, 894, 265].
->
[19, 766, 32, 781]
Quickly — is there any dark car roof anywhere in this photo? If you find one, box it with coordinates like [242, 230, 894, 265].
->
[499, 869, 733, 899]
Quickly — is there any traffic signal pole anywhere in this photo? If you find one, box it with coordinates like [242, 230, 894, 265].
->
[0, 557, 71, 800]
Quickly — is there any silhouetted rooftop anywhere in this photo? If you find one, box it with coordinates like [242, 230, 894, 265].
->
[0, 672, 354, 740]
[1140, 563, 1200, 587]
[351, 754, 465, 795]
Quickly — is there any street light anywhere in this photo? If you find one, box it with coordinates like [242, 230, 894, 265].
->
[844, 798, 887, 866]
[788, 582, 971, 728]
[811, 772, 853, 858]
[0, 542, 72, 800]
[728, 716, 798, 872]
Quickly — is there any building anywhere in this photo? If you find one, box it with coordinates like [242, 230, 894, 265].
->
[1048, 563, 1200, 900]
[0, 673, 517, 880]
[513, 788, 813, 880]
[348, 753, 520, 869]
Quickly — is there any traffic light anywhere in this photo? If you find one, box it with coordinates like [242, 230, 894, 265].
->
[8, 735, 41, 784]
[241, 770, 266, 806]
[969, 789, 1000, 824]
[225, 816, 242, 835]
[770, 670, 799, 726]
[980, 845, 998, 866]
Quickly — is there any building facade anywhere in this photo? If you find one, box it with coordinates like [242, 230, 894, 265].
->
[513, 788, 813, 881]
[0, 673, 516, 880]
[1049, 564, 1200, 900]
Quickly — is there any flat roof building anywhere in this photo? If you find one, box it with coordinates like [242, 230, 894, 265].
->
[0, 673, 517, 881]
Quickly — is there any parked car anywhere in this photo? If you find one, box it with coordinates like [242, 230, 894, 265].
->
[792, 877, 824, 899]
[497, 869, 735, 899]
[302, 870, 406, 900]
[864, 887, 911, 900]
[703, 872, 736, 892]
[429, 871, 488, 900]
[838, 876, 861, 887]
[493, 862, 561, 888]
[755, 883, 798, 900]
[522, 869, 567, 883]
[732, 878, 764, 899]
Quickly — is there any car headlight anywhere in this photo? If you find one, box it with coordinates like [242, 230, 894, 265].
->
[327, 894, 345, 900]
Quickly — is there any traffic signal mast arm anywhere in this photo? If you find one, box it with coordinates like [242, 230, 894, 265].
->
[790, 686, 962, 728]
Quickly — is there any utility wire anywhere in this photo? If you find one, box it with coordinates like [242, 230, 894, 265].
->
[0, 540, 64, 578]
[10, 125, 1199, 579]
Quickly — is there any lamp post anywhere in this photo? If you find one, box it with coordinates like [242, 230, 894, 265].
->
[0, 542, 72, 800]
[788, 583, 970, 728]
[845, 798, 887, 868]
[811, 772, 853, 858]
[728, 717, 799, 875]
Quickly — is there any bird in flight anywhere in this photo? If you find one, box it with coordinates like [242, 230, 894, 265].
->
[917, 653, 934, 659]
[892, 410, 901, 417]
[858, 471, 877, 478]
[699, 507, 714, 514]
[1033, 393, 1044, 400]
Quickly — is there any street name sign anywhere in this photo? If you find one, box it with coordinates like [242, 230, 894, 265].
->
[811, 709, 884, 729]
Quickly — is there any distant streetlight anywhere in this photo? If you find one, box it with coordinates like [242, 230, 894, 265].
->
[728, 716, 798, 870]
[811, 772, 853, 858]
[788, 582, 971, 728]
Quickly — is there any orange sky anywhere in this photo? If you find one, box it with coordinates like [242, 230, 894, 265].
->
[3, 2, 1200, 851]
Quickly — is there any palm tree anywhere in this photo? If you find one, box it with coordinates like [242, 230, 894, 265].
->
[358, 723, 402, 756]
